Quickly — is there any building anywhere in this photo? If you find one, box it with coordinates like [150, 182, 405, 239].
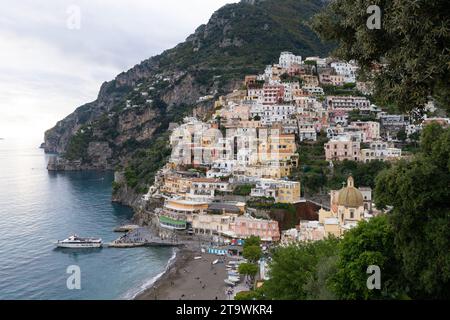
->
[226, 215, 280, 242]
[325, 135, 361, 161]
[319, 72, 345, 86]
[360, 141, 402, 162]
[298, 122, 317, 142]
[348, 121, 381, 142]
[187, 178, 231, 200]
[300, 75, 319, 87]
[170, 118, 222, 166]
[263, 85, 285, 104]
[330, 62, 358, 83]
[302, 86, 324, 95]
[279, 51, 302, 69]
[327, 96, 371, 112]
[328, 109, 349, 126]
[378, 113, 410, 127]
[250, 179, 301, 204]
[304, 56, 327, 68]
[159, 199, 209, 230]
[318, 176, 371, 237]
[254, 104, 298, 126]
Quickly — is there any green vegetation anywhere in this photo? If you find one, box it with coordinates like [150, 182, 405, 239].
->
[327, 160, 391, 191]
[234, 289, 265, 301]
[263, 237, 339, 300]
[375, 124, 450, 299]
[247, 125, 450, 300]
[280, 73, 303, 85]
[237, 236, 262, 293]
[348, 110, 378, 122]
[322, 84, 362, 97]
[238, 263, 259, 279]
[64, 126, 93, 161]
[312, 0, 450, 113]
[291, 132, 390, 195]
[331, 215, 404, 299]
[233, 184, 255, 196]
[155, 0, 332, 76]
[122, 133, 172, 194]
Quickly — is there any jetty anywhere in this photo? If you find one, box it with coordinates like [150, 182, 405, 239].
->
[107, 227, 184, 248]
[113, 224, 140, 232]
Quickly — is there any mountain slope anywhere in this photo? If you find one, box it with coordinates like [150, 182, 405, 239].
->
[44, 0, 332, 174]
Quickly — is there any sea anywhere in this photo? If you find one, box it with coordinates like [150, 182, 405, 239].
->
[0, 139, 174, 300]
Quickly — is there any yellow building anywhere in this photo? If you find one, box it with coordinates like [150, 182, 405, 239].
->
[160, 175, 192, 196]
[277, 181, 301, 204]
[258, 133, 298, 165]
[243, 162, 293, 179]
[159, 198, 209, 230]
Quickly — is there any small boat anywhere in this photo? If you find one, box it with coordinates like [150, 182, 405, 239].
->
[212, 259, 219, 265]
[194, 256, 202, 260]
[224, 279, 236, 286]
[55, 235, 102, 248]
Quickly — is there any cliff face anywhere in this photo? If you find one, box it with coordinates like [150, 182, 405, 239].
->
[44, 0, 332, 201]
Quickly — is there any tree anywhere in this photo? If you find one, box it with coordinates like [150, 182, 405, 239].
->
[243, 245, 262, 264]
[238, 263, 259, 280]
[396, 127, 407, 142]
[244, 236, 261, 249]
[263, 238, 339, 300]
[375, 124, 450, 299]
[312, 0, 450, 113]
[330, 215, 405, 299]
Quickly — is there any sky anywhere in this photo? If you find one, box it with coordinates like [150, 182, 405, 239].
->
[0, 0, 238, 145]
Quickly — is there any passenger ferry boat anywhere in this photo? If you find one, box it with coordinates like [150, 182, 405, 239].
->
[55, 235, 103, 248]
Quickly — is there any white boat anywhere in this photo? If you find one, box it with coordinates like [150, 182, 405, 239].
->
[212, 259, 219, 265]
[55, 235, 102, 248]
[224, 279, 236, 286]
[228, 276, 240, 283]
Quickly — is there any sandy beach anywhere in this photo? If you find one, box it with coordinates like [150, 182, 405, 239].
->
[135, 248, 237, 300]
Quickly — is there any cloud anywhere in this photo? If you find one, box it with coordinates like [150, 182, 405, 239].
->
[0, 0, 237, 144]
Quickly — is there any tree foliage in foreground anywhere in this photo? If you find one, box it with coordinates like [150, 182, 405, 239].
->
[330, 215, 405, 299]
[263, 238, 339, 300]
[375, 124, 450, 299]
[312, 0, 450, 112]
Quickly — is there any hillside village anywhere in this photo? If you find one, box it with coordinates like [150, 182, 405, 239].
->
[135, 51, 448, 247]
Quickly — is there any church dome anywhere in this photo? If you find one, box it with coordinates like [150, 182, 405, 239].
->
[337, 176, 364, 208]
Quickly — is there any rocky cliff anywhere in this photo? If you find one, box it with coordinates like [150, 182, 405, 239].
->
[43, 0, 332, 199]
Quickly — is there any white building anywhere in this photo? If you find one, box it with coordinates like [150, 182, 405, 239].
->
[282, 82, 301, 102]
[327, 96, 371, 112]
[360, 141, 402, 163]
[279, 51, 302, 69]
[251, 104, 297, 126]
[331, 61, 359, 83]
[304, 56, 327, 68]
[302, 86, 324, 95]
[298, 122, 317, 142]
[250, 179, 301, 204]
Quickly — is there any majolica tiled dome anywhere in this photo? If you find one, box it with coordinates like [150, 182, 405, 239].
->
[337, 176, 364, 208]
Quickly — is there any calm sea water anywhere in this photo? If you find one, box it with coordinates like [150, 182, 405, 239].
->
[0, 140, 173, 300]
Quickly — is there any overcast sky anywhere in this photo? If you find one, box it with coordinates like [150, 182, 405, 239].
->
[0, 0, 237, 145]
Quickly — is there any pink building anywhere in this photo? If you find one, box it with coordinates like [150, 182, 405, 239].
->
[263, 85, 285, 105]
[325, 135, 361, 161]
[328, 109, 349, 125]
[348, 121, 380, 142]
[228, 216, 280, 242]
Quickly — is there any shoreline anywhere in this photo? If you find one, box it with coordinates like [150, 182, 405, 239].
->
[122, 247, 179, 300]
[135, 245, 232, 301]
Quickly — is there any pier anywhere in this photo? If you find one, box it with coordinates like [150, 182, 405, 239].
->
[107, 227, 184, 248]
